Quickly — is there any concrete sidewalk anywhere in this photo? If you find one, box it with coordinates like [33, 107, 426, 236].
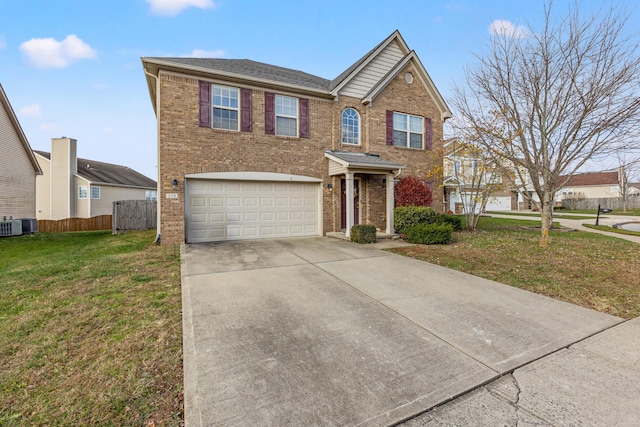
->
[181, 237, 624, 426]
[403, 317, 640, 426]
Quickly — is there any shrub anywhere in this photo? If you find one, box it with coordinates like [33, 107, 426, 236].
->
[394, 206, 438, 234]
[350, 224, 377, 244]
[437, 214, 463, 231]
[395, 176, 433, 207]
[405, 223, 453, 245]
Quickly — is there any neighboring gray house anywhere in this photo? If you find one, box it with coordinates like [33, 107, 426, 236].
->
[0, 83, 42, 218]
[34, 137, 157, 220]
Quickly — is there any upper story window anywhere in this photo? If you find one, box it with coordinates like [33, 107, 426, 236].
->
[78, 186, 87, 199]
[199, 81, 252, 132]
[275, 95, 298, 137]
[212, 85, 239, 130]
[264, 92, 309, 138]
[393, 112, 424, 149]
[91, 186, 101, 199]
[341, 108, 360, 145]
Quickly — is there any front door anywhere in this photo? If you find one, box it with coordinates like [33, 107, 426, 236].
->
[341, 179, 360, 229]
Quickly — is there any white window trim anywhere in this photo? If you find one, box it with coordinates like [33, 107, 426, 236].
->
[91, 186, 101, 199]
[275, 94, 298, 137]
[212, 84, 240, 131]
[78, 186, 88, 199]
[393, 112, 424, 149]
[341, 108, 360, 145]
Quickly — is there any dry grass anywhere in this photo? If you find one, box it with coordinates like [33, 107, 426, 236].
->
[389, 217, 640, 319]
[0, 230, 183, 426]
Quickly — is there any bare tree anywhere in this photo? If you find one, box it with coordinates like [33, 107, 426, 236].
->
[452, 2, 640, 246]
[615, 153, 640, 211]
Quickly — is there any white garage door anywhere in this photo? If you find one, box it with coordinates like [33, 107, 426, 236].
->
[186, 178, 321, 243]
[485, 196, 512, 211]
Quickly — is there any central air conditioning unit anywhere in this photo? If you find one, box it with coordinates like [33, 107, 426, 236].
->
[19, 218, 38, 234]
[0, 220, 23, 237]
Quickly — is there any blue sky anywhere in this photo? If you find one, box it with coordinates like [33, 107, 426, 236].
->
[1, 0, 637, 179]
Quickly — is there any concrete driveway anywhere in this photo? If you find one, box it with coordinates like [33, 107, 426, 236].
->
[181, 237, 622, 426]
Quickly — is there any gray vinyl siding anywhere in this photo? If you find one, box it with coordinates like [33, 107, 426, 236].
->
[88, 185, 149, 217]
[0, 102, 37, 218]
[340, 41, 405, 99]
[35, 155, 51, 219]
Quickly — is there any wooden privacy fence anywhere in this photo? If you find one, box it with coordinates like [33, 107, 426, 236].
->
[562, 197, 640, 210]
[38, 215, 112, 232]
[112, 200, 157, 234]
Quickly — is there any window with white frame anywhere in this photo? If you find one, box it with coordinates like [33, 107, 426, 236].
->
[393, 112, 423, 148]
[275, 95, 298, 136]
[341, 108, 360, 145]
[78, 186, 88, 199]
[145, 190, 157, 201]
[212, 84, 239, 130]
[485, 171, 502, 184]
[91, 186, 101, 199]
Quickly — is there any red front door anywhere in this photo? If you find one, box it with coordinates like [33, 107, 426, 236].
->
[341, 179, 360, 229]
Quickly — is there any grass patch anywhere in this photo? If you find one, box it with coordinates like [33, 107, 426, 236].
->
[583, 224, 640, 237]
[390, 217, 640, 319]
[485, 211, 595, 220]
[0, 230, 182, 426]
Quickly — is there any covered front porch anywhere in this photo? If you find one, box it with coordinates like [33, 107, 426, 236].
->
[324, 150, 404, 238]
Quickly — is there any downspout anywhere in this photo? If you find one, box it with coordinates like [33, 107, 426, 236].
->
[144, 68, 162, 244]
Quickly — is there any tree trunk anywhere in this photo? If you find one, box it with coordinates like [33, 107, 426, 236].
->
[539, 192, 554, 247]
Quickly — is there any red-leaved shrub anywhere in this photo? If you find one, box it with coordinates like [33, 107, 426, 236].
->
[395, 176, 433, 207]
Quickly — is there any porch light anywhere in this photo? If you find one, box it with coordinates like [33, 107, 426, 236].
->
[172, 178, 179, 190]
[326, 183, 333, 191]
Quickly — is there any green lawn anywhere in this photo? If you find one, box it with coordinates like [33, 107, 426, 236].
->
[485, 211, 596, 220]
[390, 216, 640, 319]
[0, 230, 182, 426]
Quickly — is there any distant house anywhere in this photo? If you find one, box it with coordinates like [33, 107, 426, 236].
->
[556, 171, 621, 201]
[34, 137, 157, 220]
[442, 139, 515, 213]
[0, 83, 42, 218]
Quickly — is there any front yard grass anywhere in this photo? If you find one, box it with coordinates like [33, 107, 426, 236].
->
[0, 230, 182, 426]
[389, 217, 640, 319]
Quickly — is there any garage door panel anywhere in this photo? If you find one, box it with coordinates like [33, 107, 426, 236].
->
[186, 179, 320, 243]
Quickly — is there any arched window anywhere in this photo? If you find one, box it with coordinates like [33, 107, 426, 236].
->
[341, 108, 360, 145]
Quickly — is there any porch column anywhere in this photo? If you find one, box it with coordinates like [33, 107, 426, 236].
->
[345, 171, 355, 237]
[386, 173, 395, 234]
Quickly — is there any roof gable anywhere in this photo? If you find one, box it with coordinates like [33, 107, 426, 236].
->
[332, 35, 407, 98]
[34, 150, 156, 189]
[0, 84, 42, 174]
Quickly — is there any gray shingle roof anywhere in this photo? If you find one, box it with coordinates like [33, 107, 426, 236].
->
[146, 58, 333, 92]
[35, 151, 156, 188]
[325, 150, 404, 169]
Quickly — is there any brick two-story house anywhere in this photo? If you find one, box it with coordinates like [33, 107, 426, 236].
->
[142, 31, 451, 244]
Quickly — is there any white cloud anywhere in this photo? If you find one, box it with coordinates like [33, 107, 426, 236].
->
[489, 20, 530, 38]
[146, 0, 215, 16]
[19, 34, 97, 68]
[185, 49, 225, 58]
[19, 103, 42, 118]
